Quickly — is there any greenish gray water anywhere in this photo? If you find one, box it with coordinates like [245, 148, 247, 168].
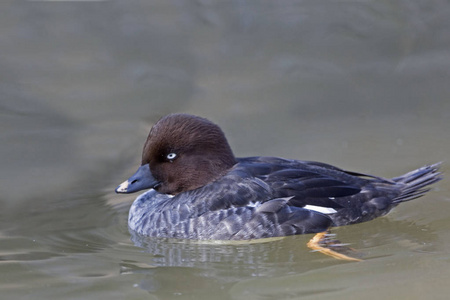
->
[1, 1, 449, 299]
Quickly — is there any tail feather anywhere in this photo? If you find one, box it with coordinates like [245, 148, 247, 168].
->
[391, 162, 443, 203]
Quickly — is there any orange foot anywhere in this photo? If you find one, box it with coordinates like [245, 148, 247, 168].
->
[307, 231, 362, 262]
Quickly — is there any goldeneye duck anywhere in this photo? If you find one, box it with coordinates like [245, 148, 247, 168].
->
[116, 113, 442, 258]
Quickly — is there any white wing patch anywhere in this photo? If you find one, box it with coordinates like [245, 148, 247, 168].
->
[246, 197, 293, 209]
[304, 205, 337, 214]
[246, 202, 261, 208]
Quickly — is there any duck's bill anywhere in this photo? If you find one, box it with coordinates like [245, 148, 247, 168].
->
[115, 164, 160, 194]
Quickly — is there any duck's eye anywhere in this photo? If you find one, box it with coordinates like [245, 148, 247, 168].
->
[166, 153, 177, 161]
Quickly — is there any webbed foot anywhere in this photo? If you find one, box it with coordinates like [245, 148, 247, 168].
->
[307, 231, 362, 262]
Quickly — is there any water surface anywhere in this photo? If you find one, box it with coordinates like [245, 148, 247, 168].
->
[1, 1, 450, 299]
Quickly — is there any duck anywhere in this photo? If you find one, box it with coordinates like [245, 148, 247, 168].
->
[116, 113, 442, 260]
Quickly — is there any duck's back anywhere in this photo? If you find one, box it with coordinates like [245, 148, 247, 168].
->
[128, 157, 440, 240]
